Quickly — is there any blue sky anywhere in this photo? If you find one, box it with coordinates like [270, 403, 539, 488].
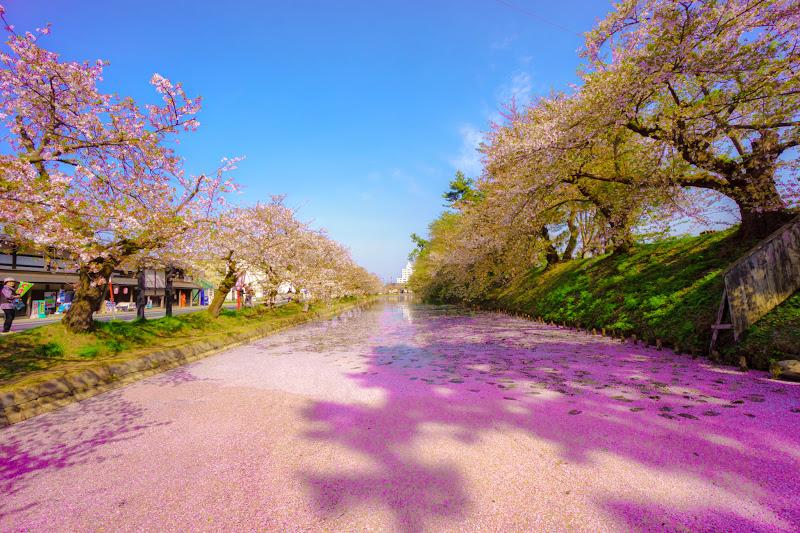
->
[5, 0, 614, 282]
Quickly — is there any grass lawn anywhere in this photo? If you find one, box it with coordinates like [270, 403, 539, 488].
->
[0, 300, 342, 391]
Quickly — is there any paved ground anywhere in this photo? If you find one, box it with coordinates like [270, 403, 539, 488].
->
[1, 296, 799, 532]
[6, 302, 260, 332]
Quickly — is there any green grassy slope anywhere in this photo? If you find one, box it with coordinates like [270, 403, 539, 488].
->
[0, 299, 363, 388]
[457, 230, 799, 370]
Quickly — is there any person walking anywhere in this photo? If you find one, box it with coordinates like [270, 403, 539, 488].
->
[1, 277, 23, 334]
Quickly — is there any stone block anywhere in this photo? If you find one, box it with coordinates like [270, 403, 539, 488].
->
[153, 351, 171, 364]
[107, 363, 132, 378]
[738, 355, 748, 372]
[40, 391, 71, 404]
[184, 343, 201, 357]
[66, 370, 101, 392]
[0, 391, 15, 410]
[773, 359, 800, 381]
[5, 406, 23, 424]
[12, 387, 38, 406]
[194, 341, 214, 355]
[35, 377, 72, 398]
[93, 367, 111, 382]
[162, 348, 181, 362]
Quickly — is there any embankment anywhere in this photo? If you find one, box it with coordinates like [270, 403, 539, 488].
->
[428, 231, 800, 371]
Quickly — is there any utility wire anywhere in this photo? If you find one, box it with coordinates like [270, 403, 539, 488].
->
[493, 0, 582, 37]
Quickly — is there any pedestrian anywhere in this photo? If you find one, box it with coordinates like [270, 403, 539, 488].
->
[1, 277, 23, 334]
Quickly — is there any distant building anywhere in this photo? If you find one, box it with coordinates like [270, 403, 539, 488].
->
[0, 234, 202, 316]
[396, 262, 413, 284]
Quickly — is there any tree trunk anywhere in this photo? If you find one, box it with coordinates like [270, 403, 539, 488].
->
[165, 266, 175, 317]
[731, 132, 794, 238]
[136, 269, 147, 320]
[561, 213, 579, 261]
[683, 130, 792, 240]
[610, 214, 635, 255]
[571, 180, 633, 255]
[735, 199, 794, 241]
[62, 258, 118, 332]
[539, 227, 560, 269]
[267, 288, 278, 308]
[611, 233, 634, 255]
[208, 264, 238, 318]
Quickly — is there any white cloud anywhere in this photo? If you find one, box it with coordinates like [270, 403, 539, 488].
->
[495, 70, 533, 105]
[491, 36, 516, 50]
[447, 124, 485, 177]
[485, 66, 547, 128]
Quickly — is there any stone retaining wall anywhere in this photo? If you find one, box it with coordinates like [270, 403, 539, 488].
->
[0, 299, 371, 428]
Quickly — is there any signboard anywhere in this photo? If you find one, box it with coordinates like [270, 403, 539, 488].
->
[17, 281, 33, 297]
[29, 300, 45, 319]
[43, 291, 56, 310]
[144, 269, 165, 289]
[723, 214, 800, 337]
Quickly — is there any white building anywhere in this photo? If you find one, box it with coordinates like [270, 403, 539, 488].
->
[396, 262, 413, 284]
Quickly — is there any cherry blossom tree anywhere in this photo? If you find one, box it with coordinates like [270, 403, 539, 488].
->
[481, 93, 682, 256]
[581, 0, 800, 239]
[412, 0, 800, 300]
[290, 232, 355, 302]
[407, 212, 464, 298]
[0, 10, 241, 331]
[184, 197, 309, 318]
[345, 266, 384, 297]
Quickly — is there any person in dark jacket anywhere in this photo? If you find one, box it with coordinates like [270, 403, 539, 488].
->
[1, 277, 23, 334]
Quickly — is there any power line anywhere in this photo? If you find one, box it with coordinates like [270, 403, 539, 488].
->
[493, 0, 582, 37]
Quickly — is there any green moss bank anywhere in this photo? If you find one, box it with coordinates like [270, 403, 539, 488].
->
[428, 230, 800, 371]
[0, 297, 373, 391]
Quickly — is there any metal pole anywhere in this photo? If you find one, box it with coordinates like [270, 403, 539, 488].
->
[109, 273, 116, 320]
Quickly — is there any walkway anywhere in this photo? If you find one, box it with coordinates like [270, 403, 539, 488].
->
[1, 297, 799, 532]
[7, 301, 256, 332]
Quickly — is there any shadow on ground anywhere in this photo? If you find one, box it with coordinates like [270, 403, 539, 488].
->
[0, 385, 170, 523]
[298, 300, 800, 533]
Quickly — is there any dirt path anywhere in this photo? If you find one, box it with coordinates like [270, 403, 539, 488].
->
[2, 297, 799, 532]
